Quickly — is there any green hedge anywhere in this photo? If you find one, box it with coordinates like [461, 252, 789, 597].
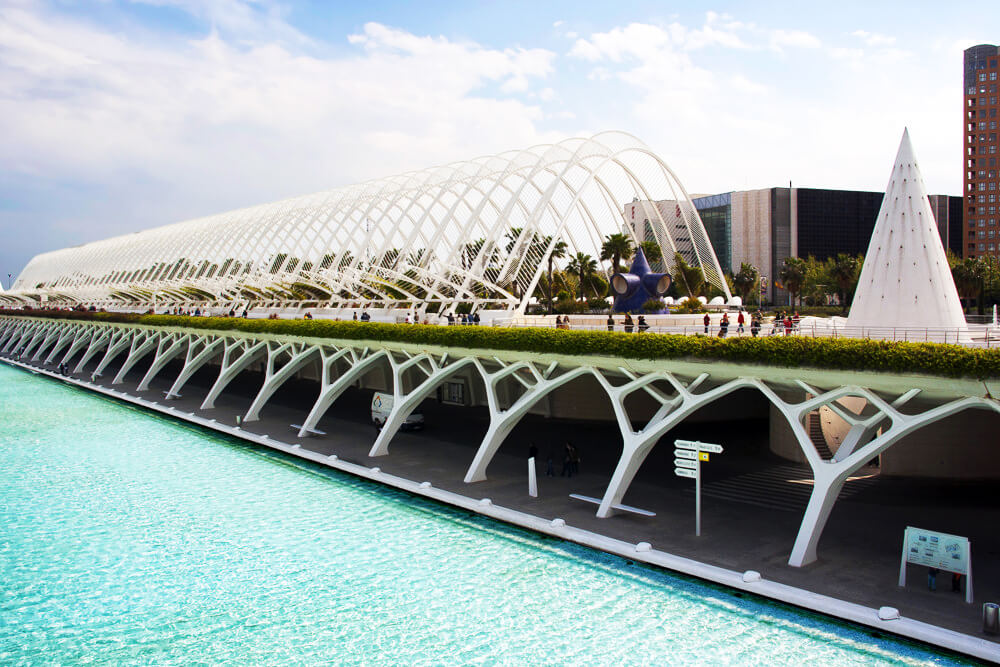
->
[6, 309, 1000, 379]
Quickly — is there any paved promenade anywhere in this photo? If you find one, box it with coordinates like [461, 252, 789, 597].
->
[7, 355, 999, 658]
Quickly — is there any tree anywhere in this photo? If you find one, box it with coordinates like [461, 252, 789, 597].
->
[778, 257, 807, 307]
[546, 239, 568, 313]
[638, 241, 663, 268]
[600, 233, 634, 273]
[732, 262, 759, 306]
[952, 257, 983, 314]
[671, 252, 704, 298]
[829, 253, 860, 314]
[566, 252, 599, 300]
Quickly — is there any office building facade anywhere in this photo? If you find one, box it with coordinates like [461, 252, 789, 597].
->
[964, 44, 1000, 257]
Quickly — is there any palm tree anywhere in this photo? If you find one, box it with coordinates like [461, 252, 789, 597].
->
[600, 233, 634, 273]
[829, 253, 860, 314]
[639, 241, 663, 269]
[671, 252, 704, 298]
[732, 262, 759, 305]
[566, 252, 598, 300]
[546, 239, 568, 313]
[778, 257, 807, 307]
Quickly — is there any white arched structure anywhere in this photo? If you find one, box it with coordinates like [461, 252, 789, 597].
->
[5, 132, 730, 311]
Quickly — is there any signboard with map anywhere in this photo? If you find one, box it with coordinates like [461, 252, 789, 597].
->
[898, 526, 973, 603]
[903, 527, 969, 575]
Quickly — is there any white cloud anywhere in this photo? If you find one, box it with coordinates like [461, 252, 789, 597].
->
[565, 16, 961, 200]
[0, 4, 563, 257]
[851, 29, 896, 47]
[769, 29, 821, 52]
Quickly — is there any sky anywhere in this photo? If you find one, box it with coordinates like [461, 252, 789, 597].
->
[1, 0, 996, 282]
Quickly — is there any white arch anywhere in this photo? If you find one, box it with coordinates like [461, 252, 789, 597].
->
[10, 132, 730, 309]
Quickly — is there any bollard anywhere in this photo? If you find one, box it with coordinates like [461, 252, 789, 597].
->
[528, 456, 538, 498]
[984, 602, 999, 635]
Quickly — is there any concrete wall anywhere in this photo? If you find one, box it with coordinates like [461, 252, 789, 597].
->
[880, 408, 1000, 479]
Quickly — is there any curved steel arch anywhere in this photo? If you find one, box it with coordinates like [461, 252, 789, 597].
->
[9, 133, 730, 310]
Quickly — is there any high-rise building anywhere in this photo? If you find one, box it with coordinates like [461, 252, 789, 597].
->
[964, 44, 1000, 257]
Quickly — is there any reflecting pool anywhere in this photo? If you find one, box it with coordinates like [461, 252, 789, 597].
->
[0, 364, 967, 664]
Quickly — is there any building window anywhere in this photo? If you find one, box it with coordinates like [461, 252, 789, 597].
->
[980, 73, 987, 82]
[980, 243, 986, 251]
[993, 72, 999, 81]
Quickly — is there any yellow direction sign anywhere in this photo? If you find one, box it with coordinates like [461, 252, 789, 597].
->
[699, 452, 710, 462]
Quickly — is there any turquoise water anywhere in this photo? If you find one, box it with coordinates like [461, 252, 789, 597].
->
[0, 364, 967, 665]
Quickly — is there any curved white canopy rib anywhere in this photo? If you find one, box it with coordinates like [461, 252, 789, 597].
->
[8, 132, 730, 310]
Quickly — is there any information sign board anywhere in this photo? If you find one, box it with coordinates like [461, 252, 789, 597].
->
[674, 458, 698, 469]
[898, 526, 973, 604]
[903, 527, 969, 575]
[674, 449, 697, 460]
[674, 468, 697, 479]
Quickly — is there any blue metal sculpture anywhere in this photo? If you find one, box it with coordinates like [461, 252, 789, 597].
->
[610, 247, 671, 313]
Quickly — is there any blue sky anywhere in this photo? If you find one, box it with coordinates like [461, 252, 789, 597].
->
[1, 0, 996, 282]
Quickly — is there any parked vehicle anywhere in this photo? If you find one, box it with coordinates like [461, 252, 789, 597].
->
[371, 392, 425, 430]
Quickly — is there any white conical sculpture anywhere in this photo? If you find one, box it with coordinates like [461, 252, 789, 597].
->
[847, 129, 967, 339]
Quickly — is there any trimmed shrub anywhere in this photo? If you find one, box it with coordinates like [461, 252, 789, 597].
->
[5, 308, 1000, 379]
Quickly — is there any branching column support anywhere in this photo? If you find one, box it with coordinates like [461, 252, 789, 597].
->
[112, 331, 159, 385]
[59, 327, 98, 369]
[31, 324, 66, 361]
[243, 342, 320, 422]
[73, 328, 112, 374]
[137, 333, 190, 392]
[3, 321, 34, 353]
[44, 324, 84, 364]
[464, 361, 591, 483]
[20, 323, 55, 359]
[0, 320, 21, 349]
[595, 373, 750, 518]
[200, 338, 268, 410]
[369, 353, 478, 457]
[92, 329, 136, 378]
[165, 336, 224, 400]
[296, 348, 385, 438]
[766, 380, 997, 567]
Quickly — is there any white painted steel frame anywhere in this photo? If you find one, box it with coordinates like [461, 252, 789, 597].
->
[5, 133, 730, 310]
[4, 315, 996, 571]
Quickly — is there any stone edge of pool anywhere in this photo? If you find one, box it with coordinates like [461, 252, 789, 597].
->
[2, 357, 997, 663]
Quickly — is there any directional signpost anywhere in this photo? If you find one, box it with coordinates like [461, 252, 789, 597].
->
[674, 439, 724, 536]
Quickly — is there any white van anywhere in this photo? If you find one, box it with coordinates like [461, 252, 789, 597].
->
[371, 392, 425, 431]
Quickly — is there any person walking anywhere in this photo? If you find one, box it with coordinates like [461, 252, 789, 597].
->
[607, 314, 615, 332]
[719, 312, 729, 337]
[737, 309, 745, 334]
[545, 449, 555, 477]
[703, 312, 710, 334]
[528, 441, 539, 460]
[637, 315, 649, 333]
[561, 442, 573, 478]
[784, 314, 793, 336]
[569, 445, 581, 476]
[750, 314, 760, 337]
[624, 313, 634, 333]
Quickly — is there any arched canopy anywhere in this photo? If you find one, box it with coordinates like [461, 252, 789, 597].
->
[6, 132, 730, 310]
